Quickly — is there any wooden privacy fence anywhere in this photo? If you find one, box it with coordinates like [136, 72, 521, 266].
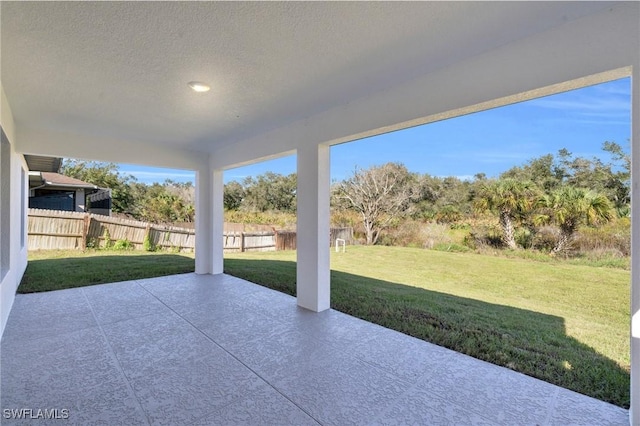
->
[225, 228, 354, 252]
[28, 209, 195, 252]
[223, 232, 278, 252]
[27, 209, 353, 252]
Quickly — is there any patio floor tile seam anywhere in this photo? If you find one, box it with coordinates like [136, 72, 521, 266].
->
[169, 276, 531, 424]
[367, 376, 497, 425]
[186, 324, 324, 425]
[134, 281, 325, 425]
[81, 288, 176, 328]
[0, 299, 99, 346]
[134, 278, 245, 315]
[185, 388, 324, 426]
[80, 287, 152, 426]
[540, 385, 561, 426]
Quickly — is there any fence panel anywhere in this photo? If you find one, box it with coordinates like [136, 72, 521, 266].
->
[88, 215, 149, 249]
[149, 225, 195, 252]
[275, 231, 297, 251]
[243, 232, 276, 252]
[27, 209, 353, 253]
[330, 227, 354, 246]
[223, 233, 243, 252]
[28, 209, 86, 250]
[223, 232, 276, 252]
[28, 209, 196, 252]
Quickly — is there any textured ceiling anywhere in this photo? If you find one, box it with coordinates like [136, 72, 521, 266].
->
[0, 1, 618, 155]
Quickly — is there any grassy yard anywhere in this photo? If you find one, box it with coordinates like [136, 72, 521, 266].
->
[19, 246, 630, 407]
[224, 245, 630, 408]
[19, 250, 195, 293]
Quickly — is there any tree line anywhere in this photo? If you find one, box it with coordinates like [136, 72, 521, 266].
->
[332, 141, 629, 251]
[62, 140, 629, 254]
[61, 160, 195, 224]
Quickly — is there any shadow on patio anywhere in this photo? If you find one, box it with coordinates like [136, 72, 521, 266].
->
[225, 258, 631, 409]
[1, 267, 629, 425]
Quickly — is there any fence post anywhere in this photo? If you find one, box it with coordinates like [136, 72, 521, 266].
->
[81, 213, 90, 250]
[143, 223, 151, 250]
[240, 232, 245, 252]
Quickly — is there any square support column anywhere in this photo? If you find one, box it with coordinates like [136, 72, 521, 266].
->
[195, 167, 224, 275]
[296, 144, 330, 312]
[631, 65, 639, 426]
[195, 167, 212, 274]
[212, 169, 224, 274]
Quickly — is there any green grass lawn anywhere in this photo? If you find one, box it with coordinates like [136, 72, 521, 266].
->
[19, 250, 195, 293]
[19, 246, 630, 407]
[224, 245, 630, 408]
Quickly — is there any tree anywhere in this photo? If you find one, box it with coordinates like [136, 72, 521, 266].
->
[61, 159, 135, 213]
[500, 154, 561, 192]
[602, 140, 631, 214]
[537, 186, 613, 253]
[223, 181, 245, 211]
[501, 142, 630, 214]
[241, 172, 297, 213]
[132, 183, 194, 224]
[335, 162, 418, 245]
[474, 178, 539, 249]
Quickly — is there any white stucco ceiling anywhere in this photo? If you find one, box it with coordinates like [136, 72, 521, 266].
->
[0, 1, 627, 159]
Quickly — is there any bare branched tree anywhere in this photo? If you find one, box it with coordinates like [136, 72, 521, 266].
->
[335, 162, 418, 245]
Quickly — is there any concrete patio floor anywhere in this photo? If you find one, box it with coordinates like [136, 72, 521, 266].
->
[0, 273, 629, 425]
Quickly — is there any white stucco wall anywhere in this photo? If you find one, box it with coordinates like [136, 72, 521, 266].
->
[0, 83, 28, 337]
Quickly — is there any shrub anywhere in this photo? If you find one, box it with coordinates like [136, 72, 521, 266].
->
[531, 226, 559, 252]
[224, 210, 296, 229]
[86, 237, 98, 249]
[330, 209, 360, 228]
[432, 243, 470, 253]
[112, 239, 134, 251]
[450, 222, 471, 230]
[514, 227, 533, 249]
[573, 220, 630, 257]
[421, 222, 453, 249]
[434, 206, 463, 224]
[379, 220, 422, 247]
[378, 220, 455, 248]
[143, 235, 155, 252]
[463, 224, 503, 250]
[103, 228, 112, 249]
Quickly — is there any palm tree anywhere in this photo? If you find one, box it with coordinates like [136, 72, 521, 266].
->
[538, 186, 613, 253]
[474, 178, 539, 249]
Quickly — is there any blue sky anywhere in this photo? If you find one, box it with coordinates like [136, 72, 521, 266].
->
[118, 77, 631, 185]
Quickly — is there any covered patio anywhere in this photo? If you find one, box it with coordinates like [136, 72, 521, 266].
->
[1, 2, 639, 424]
[1, 273, 628, 425]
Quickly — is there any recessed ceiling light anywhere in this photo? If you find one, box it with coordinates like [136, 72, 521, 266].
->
[188, 81, 210, 92]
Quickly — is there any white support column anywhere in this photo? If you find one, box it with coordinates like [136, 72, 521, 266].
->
[195, 167, 213, 275]
[212, 168, 224, 275]
[630, 65, 639, 426]
[296, 144, 330, 312]
[195, 165, 224, 275]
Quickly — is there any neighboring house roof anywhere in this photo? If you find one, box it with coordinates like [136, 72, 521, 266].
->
[31, 172, 98, 190]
